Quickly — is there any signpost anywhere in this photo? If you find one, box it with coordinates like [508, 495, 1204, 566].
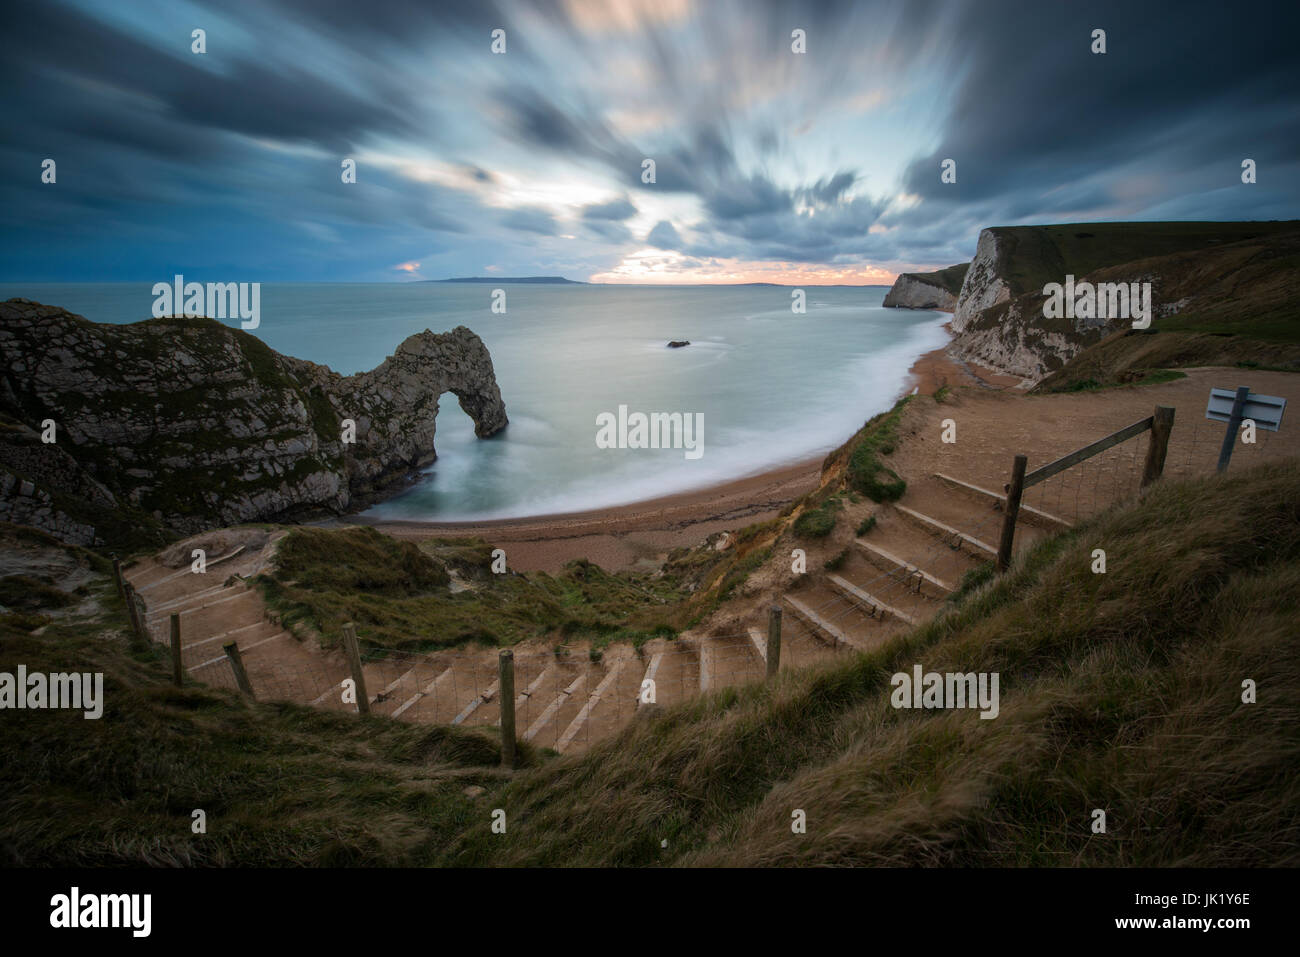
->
[1206, 386, 1286, 472]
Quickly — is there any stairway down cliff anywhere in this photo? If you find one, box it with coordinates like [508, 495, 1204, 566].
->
[0, 299, 507, 546]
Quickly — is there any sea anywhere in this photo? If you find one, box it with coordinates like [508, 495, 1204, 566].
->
[1, 282, 950, 521]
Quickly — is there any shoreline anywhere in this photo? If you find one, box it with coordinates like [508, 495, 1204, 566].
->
[350, 326, 999, 573]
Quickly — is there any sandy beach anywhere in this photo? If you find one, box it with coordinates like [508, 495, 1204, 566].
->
[359, 327, 1005, 573]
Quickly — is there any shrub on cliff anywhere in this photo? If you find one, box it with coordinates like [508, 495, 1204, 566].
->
[845, 400, 909, 502]
[793, 497, 842, 538]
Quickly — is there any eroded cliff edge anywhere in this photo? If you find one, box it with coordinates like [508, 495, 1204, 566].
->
[0, 299, 507, 546]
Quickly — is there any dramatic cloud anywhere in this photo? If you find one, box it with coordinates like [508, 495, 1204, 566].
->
[647, 221, 684, 250]
[1, 0, 1296, 282]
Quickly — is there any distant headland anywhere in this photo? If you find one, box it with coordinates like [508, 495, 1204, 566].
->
[425, 276, 586, 284]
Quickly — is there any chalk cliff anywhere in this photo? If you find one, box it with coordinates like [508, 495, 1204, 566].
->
[0, 299, 507, 546]
[882, 263, 969, 311]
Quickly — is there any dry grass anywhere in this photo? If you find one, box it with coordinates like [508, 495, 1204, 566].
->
[438, 459, 1300, 866]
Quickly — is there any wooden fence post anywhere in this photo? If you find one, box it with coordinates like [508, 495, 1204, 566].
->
[123, 582, 148, 649]
[766, 604, 782, 679]
[169, 613, 184, 687]
[1141, 405, 1176, 488]
[1216, 386, 1251, 473]
[341, 622, 370, 714]
[499, 650, 516, 769]
[996, 454, 1028, 573]
[223, 642, 255, 700]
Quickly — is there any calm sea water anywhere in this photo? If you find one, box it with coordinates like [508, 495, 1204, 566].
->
[1, 283, 949, 520]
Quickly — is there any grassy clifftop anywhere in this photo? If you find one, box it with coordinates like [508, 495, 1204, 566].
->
[916, 261, 971, 296]
[954, 221, 1300, 382]
[979, 220, 1300, 302]
[1031, 227, 1300, 390]
[5, 457, 1296, 866]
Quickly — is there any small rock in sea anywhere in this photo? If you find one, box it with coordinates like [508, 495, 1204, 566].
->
[667, 340, 690, 348]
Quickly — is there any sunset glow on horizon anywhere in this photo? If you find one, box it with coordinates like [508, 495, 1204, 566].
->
[588, 251, 900, 285]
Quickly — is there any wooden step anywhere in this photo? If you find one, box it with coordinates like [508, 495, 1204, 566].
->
[698, 640, 717, 691]
[523, 672, 588, 743]
[934, 472, 1071, 529]
[827, 574, 918, 627]
[371, 662, 425, 711]
[144, 581, 240, 616]
[182, 618, 271, 653]
[516, 661, 560, 710]
[451, 678, 499, 725]
[136, 545, 247, 594]
[854, 540, 952, 598]
[556, 659, 627, 753]
[895, 504, 998, 559]
[388, 665, 455, 718]
[783, 595, 867, 652]
[186, 631, 286, 673]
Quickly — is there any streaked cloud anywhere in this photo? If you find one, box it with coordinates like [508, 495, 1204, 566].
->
[1, 0, 1296, 283]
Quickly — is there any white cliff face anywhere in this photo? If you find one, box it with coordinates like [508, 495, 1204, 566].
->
[881, 275, 958, 310]
[952, 229, 1014, 332]
[949, 287, 1138, 380]
[948, 298, 1068, 379]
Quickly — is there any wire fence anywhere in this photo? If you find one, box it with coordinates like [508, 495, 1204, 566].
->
[1018, 406, 1283, 528]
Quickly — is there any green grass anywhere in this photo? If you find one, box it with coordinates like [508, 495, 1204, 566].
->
[0, 575, 76, 610]
[822, 548, 849, 571]
[1044, 369, 1187, 394]
[856, 515, 877, 536]
[946, 560, 996, 604]
[1236, 359, 1300, 373]
[988, 221, 1300, 300]
[257, 528, 697, 654]
[272, 526, 450, 594]
[793, 497, 842, 538]
[898, 262, 970, 297]
[1134, 369, 1188, 386]
[844, 398, 910, 502]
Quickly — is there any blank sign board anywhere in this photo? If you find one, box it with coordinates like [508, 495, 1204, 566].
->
[1205, 388, 1286, 432]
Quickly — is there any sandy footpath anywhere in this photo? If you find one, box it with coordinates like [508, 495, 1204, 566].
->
[356, 332, 990, 573]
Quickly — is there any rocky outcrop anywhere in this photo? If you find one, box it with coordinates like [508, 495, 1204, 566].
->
[882, 263, 969, 311]
[946, 221, 1300, 380]
[0, 299, 507, 546]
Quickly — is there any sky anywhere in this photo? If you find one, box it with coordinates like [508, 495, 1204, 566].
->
[2, 0, 1297, 284]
